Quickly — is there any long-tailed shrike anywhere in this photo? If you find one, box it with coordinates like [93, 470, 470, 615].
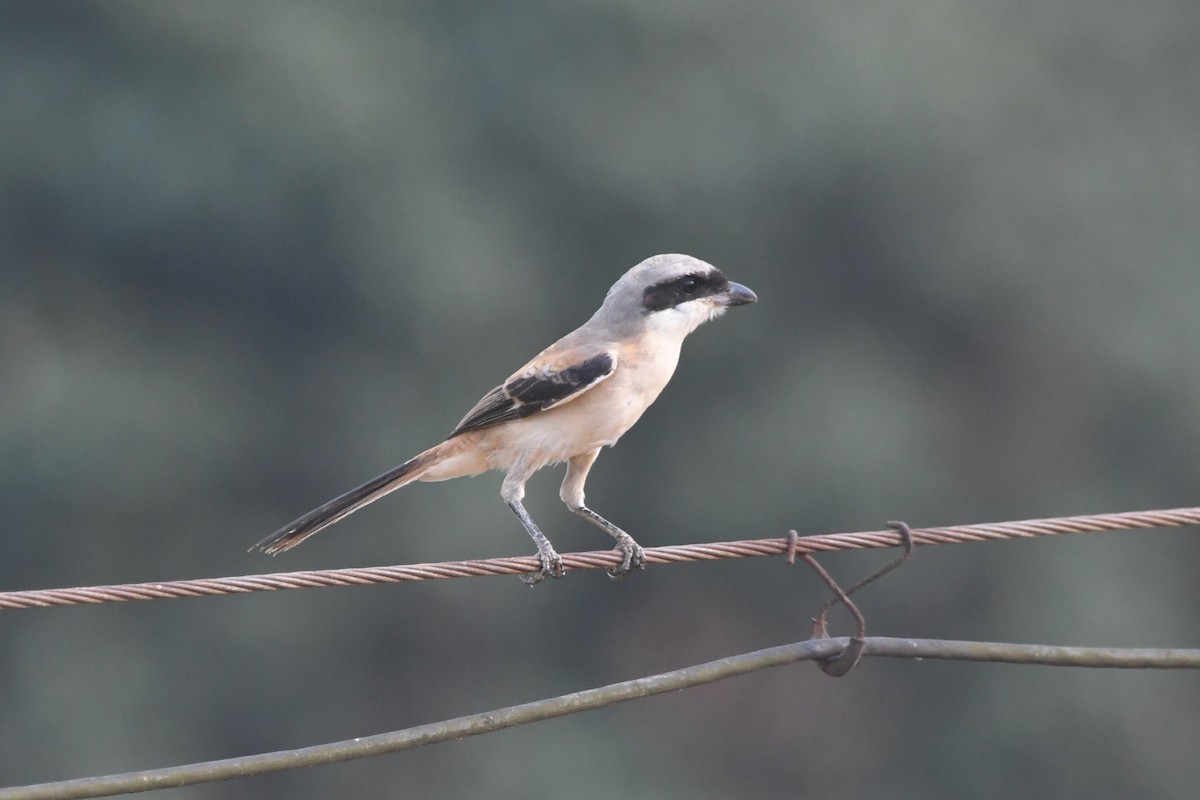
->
[254, 253, 757, 584]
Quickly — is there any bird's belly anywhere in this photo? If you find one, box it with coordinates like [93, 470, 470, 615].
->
[455, 340, 681, 474]
[492, 385, 648, 468]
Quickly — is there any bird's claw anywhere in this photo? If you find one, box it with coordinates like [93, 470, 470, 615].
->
[606, 534, 646, 580]
[522, 548, 565, 586]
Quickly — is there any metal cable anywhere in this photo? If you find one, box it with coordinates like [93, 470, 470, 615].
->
[2, 506, 1197, 611]
[4, 636, 1200, 799]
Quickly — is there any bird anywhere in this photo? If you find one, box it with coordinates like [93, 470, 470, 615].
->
[253, 253, 757, 584]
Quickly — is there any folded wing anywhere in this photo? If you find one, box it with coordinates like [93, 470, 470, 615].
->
[450, 349, 616, 437]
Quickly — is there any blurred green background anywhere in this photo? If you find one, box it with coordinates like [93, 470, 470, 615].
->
[2, 1, 1199, 797]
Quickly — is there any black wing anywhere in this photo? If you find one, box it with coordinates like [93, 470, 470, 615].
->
[449, 351, 616, 437]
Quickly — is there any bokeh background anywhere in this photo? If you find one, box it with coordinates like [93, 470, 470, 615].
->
[2, 1, 1199, 797]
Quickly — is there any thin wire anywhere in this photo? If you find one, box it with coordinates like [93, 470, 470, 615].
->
[2, 506, 1198, 611]
[3, 637, 1199, 799]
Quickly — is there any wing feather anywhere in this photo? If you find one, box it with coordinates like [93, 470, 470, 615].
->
[449, 349, 616, 437]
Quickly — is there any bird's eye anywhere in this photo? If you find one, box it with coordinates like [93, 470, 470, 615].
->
[681, 277, 698, 294]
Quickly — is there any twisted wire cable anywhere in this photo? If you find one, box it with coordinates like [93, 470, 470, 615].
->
[2, 506, 1197, 611]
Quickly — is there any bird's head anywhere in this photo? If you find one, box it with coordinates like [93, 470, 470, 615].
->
[597, 254, 757, 338]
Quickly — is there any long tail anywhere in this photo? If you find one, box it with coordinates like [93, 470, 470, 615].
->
[253, 444, 442, 555]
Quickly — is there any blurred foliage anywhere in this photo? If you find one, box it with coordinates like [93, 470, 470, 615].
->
[2, 1, 1199, 797]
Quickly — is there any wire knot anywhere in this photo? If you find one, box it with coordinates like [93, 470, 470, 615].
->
[788, 521, 914, 677]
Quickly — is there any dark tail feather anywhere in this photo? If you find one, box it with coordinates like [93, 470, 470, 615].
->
[253, 450, 435, 555]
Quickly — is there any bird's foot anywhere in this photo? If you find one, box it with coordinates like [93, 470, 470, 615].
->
[606, 533, 646, 580]
[521, 545, 565, 586]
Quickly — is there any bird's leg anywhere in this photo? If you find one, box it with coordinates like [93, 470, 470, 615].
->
[561, 450, 645, 580]
[506, 499, 564, 586]
[503, 470, 563, 585]
[571, 505, 645, 579]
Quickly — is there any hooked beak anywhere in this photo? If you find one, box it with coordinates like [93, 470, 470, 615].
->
[716, 281, 758, 307]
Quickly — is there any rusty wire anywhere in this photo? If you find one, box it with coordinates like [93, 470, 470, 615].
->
[2, 506, 1198, 612]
